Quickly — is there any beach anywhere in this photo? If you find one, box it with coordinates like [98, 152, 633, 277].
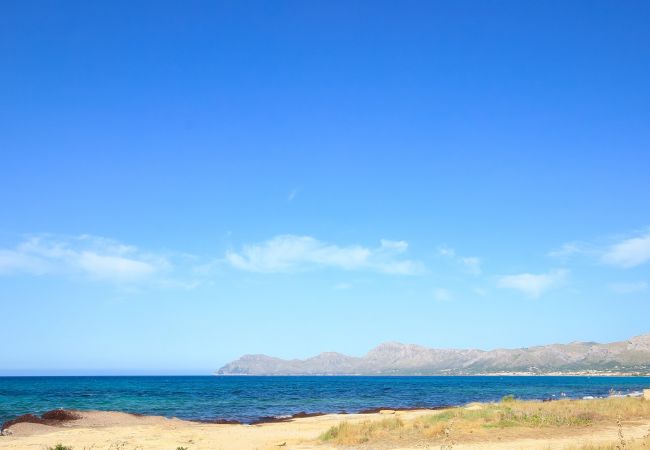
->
[3, 396, 650, 450]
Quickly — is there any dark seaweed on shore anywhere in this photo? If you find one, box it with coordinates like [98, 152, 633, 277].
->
[1, 409, 80, 432]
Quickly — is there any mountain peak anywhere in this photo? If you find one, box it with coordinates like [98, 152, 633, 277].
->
[217, 333, 650, 376]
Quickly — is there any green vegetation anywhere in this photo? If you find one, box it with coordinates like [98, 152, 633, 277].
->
[48, 445, 72, 450]
[318, 397, 650, 447]
[489, 405, 595, 428]
[418, 410, 455, 424]
[319, 417, 404, 444]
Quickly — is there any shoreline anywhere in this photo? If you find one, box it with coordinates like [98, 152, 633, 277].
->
[1, 396, 650, 449]
[3, 390, 645, 432]
[1, 405, 451, 431]
[3, 390, 646, 430]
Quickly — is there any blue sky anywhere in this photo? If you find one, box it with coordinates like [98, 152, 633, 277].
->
[1, 1, 649, 374]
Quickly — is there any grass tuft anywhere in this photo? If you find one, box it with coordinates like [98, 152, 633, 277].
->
[319, 417, 404, 444]
[317, 397, 650, 447]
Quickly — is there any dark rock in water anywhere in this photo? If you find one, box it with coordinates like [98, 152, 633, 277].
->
[251, 416, 289, 424]
[358, 405, 446, 414]
[251, 411, 325, 424]
[197, 418, 242, 425]
[289, 411, 324, 419]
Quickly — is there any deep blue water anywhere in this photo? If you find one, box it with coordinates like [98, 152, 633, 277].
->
[1, 376, 649, 425]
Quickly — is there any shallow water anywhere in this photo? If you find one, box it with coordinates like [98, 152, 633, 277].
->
[1, 376, 649, 424]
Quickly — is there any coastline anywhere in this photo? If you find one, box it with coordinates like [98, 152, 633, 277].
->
[1, 405, 450, 431]
[2, 387, 647, 429]
[2, 396, 650, 449]
[215, 371, 650, 376]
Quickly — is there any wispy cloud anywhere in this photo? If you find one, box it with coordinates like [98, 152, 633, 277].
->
[287, 188, 300, 202]
[438, 246, 482, 275]
[0, 235, 168, 283]
[438, 246, 456, 258]
[497, 269, 568, 298]
[547, 242, 587, 259]
[608, 281, 648, 295]
[433, 287, 453, 301]
[602, 231, 650, 268]
[549, 230, 650, 269]
[460, 257, 482, 275]
[225, 235, 424, 275]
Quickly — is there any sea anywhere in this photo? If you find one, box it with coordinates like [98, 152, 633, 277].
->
[1, 376, 649, 426]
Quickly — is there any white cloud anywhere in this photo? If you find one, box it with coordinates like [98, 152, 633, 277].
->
[547, 242, 585, 259]
[602, 232, 650, 268]
[380, 239, 408, 252]
[438, 246, 456, 257]
[461, 257, 482, 275]
[433, 288, 453, 302]
[549, 230, 650, 268]
[439, 246, 481, 275]
[0, 235, 167, 283]
[0, 249, 49, 275]
[609, 281, 648, 295]
[76, 252, 156, 281]
[225, 234, 423, 275]
[497, 269, 568, 298]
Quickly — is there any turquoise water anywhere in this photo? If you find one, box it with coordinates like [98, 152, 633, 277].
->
[1, 376, 649, 425]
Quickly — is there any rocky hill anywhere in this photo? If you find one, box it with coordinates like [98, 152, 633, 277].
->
[217, 333, 650, 375]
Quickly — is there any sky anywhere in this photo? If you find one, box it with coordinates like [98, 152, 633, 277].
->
[1, 0, 649, 375]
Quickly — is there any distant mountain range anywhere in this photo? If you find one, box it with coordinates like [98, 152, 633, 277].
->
[217, 333, 650, 376]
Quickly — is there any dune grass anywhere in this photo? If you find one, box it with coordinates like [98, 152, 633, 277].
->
[319, 396, 650, 447]
[319, 417, 404, 444]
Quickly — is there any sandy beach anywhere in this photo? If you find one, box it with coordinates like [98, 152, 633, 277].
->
[2, 397, 650, 450]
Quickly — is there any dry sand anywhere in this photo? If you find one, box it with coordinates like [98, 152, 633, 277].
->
[1, 408, 649, 450]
